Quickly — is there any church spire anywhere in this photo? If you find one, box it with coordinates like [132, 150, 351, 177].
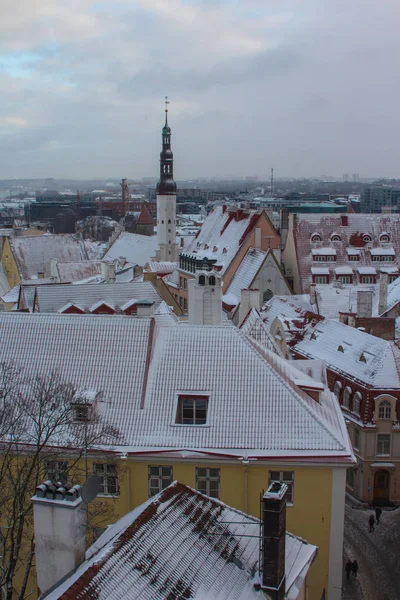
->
[157, 96, 176, 196]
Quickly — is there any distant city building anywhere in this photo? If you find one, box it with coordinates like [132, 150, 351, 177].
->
[360, 186, 400, 213]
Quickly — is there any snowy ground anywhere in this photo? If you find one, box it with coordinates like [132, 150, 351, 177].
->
[342, 503, 400, 600]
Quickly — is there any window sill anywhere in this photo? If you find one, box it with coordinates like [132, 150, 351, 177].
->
[97, 493, 119, 498]
[172, 423, 210, 428]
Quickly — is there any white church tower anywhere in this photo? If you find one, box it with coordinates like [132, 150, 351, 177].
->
[188, 270, 223, 325]
[155, 97, 178, 262]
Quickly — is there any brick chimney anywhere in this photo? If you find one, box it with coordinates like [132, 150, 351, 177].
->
[309, 283, 317, 306]
[262, 480, 288, 599]
[32, 481, 86, 597]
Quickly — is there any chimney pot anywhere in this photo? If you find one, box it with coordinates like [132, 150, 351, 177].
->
[262, 481, 288, 599]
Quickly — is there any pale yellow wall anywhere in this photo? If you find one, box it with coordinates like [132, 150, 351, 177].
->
[1, 237, 21, 288]
[82, 457, 334, 600]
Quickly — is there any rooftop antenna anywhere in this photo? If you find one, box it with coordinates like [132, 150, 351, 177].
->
[165, 95, 169, 124]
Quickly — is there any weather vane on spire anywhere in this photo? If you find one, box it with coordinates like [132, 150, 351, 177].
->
[164, 96, 169, 124]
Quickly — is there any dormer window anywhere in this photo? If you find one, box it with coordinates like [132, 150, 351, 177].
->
[222, 247, 227, 254]
[176, 395, 209, 425]
[378, 400, 392, 420]
[311, 233, 322, 242]
[380, 233, 390, 243]
[359, 353, 366, 363]
[331, 233, 341, 242]
[72, 403, 91, 422]
[363, 234, 372, 243]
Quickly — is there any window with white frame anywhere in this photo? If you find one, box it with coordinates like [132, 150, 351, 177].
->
[93, 463, 118, 495]
[314, 275, 329, 284]
[148, 466, 173, 497]
[378, 400, 392, 420]
[196, 467, 220, 498]
[360, 275, 375, 284]
[269, 471, 295, 504]
[353, 392, 362, 415]
[376, 434, 391, 456]
[353, 428, 360, 450]
[343, 386, 352, 409]
[46, 460, 68, 484]
[337, 275, 351, 284]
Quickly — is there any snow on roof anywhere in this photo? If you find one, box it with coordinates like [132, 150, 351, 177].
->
[292, 213, 400, 292]
[377, 274, 400, 316]
[34, 282, 162, 313]
[46, 482, 317, 600]
[1, 284, 19, 304]
[315, 284, 377, 319]
[239, 308, 284, 356]
[9, 234, 88, 280]
[334, 266, 354, 275]
[311, 267, 330, 275]
[223, 248, 267, 307]
[311, 248, 337, 256]
[260, 295, 314, 330]
[145, 261, 177, 274]
[370, 247, 395, 255]
[103, 232, 158, 267]
[56, 260, 102, 283]
[89, 300, 114, 312]
[184, 206, 261, 274]
[58, 302, 84, 314]
[0, 313, 353, 458]
[357, 266, 377, 275]
[295, 319, 400, 388]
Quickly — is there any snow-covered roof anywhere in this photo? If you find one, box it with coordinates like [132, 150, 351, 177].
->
[239, 308, 283, 356]
[9, 234, 88, 280]
[314, 284, 377, 319]
[295, 319, 400, 389]
[370, 247, 395, 256]
[34, 282, 163, 313]
[145, 261, 177, 274]
[183, 206, 262, 275]
[56, 260, 102, 283]
[46, 482, 317, 600]
[311, 267, 330, 275]
[103, 232, 158, 267]
[0, 265, 10, 299]
[260, 295, 315, 331]
[0, 313, 353, 459]
[357, 266, 377, 275]
[311, 248, 337, 256]
[223, 248, 267, 307]
[334, 266, 354, 275]
[291, 213, 400, 292]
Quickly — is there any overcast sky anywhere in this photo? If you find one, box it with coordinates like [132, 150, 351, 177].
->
[1, 0, 399, 180]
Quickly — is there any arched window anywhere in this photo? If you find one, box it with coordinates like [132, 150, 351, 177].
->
[331, 234, 341, 242]
[208, 275, 216, 286]
[380, 233, 390, 242]
[311, 233, 322, 242]
[363, 234, 372, 243]
[343, 386, 352, 409]
[198, 275, 206, 286]
[378, 400, 392, 419]
[353, 392, 362, 415]
[334, 381, 342, 400]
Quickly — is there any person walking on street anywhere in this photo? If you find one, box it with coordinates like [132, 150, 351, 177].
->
[375, 506, 382, 524]
[369, 514, 375, 532]
[352, 560, 359, 578]
[345, 559, 353, 580]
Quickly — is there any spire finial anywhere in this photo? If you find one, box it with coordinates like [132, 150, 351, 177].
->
[165, 95, 169, 124]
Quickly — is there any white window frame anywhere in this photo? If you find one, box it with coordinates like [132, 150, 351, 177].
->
[195, 467, 220, 498]
[343, 386, 352, 409]
[353, 428, 360, 451]
[360, 275, 375, 284]
[378, 400, 392, 420]
[353, 392, 362, 415]
[376, 434, 391, 456]
[93, 463, 118, 496]
[148, 465, 173, 497]
[314, 275, 328, 284]
[269, 470, 295, 505]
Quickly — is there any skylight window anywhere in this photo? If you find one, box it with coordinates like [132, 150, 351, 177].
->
[176, 395, 209, 425]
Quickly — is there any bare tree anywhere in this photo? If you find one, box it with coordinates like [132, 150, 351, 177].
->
[0, 362, 121, 600]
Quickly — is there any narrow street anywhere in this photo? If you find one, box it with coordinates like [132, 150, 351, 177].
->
[342, 504, 400, 600]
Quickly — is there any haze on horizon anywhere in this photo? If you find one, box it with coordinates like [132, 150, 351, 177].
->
[1, 0, 399, 181]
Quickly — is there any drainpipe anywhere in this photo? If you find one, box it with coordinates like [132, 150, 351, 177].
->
[242, 458, 249, 513]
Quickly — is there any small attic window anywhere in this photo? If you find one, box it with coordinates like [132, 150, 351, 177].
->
[310, 332, 317, 340]
[72, 403, 91, 422]
[208, 275, 216, 286]
[198, 274, 206, 286]
[359, 353, 366, 363]
[176, 395, 209, 425]
[380, 233, 390, 242]
[222, 247, 228, 254]
[363, 234, 372, 243]
[331, 234, 341, 242]
[337, 345, 344, 353]
[197, 241, 201, 248]
[311, 233, 322, 242]
[213, 246, 218, 252]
